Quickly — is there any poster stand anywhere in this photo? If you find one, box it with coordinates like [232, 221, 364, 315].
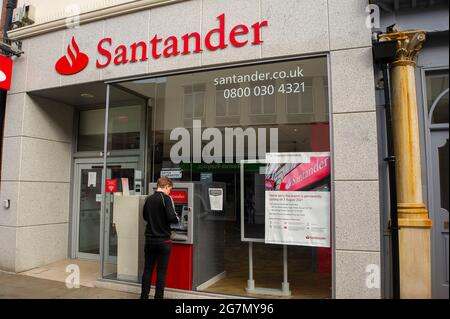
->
[246, 242, 291, 297]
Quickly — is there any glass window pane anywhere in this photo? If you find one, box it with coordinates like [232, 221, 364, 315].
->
[426, 70, 449, 114]
[184, 94, 193, 118]
[78, 109, 106, 152]
[228, 98, 240, 116]
[216, 91, 226, 116]
[432, 92, 449, 124]
[302, 86, 314, 113]
[287, 94, 299, 114]
[263, 94, 276, 114]
[184, 86, 193, 94]
[250, 95, 262, 114]
[194, 92, 205, 117]
[108, 105, 142, 150]
[102, 85, 146, 281]
[439, 139, 449, 212]
[193, 83, 206, 92]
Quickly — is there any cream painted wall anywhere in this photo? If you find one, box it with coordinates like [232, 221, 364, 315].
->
[17, 0, 135, 24]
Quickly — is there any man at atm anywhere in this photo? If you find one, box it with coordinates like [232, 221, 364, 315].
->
[140, 177, 179, 299]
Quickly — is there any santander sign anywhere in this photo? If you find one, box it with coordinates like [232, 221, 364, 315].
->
[56, 13, 268, 75]
[55, 37, 89, 75]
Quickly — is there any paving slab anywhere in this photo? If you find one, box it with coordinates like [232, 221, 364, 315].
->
[0, 272, 138, 299]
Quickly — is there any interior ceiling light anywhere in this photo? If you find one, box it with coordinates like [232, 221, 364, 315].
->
[81, 93, 95, 98]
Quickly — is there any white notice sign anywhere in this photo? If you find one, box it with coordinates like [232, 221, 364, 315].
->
[209, 188, 223, 211]
[265, 191, 330, 247]
[121, 178, 130, 197]
[88, 172, 97, 187]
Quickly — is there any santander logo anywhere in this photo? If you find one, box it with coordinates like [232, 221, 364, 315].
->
[0, 54, 13, 90]
[54, 13, 269, 76]
[55, 37, 89, 75]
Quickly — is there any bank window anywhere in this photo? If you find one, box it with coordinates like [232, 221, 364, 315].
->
[250, 81, 276, 115]
[184, 84, 206, 119]
[106, 57, 331, 299]
[216, 85, 240, 117]
[286, 83, 314, 114]
[77, 105, 142, 152]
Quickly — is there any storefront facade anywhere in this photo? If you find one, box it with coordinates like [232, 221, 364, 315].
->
[1, 0, 383, 299]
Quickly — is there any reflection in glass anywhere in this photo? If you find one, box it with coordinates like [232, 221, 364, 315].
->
[77, 105, 142, 152]
[78, 168, 102, 255]
[426, 70, 449, 124]
[103, 57, 332, 298]
[432, 92, 449, 125]
[439, 139, 449, 212]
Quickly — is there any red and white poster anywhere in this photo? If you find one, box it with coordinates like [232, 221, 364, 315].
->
[264, 153, 331, 247]
[0, 55, 13, 91]
[106, 179, 117, 193]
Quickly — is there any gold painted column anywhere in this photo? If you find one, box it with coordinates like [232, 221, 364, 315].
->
[380, 30, 432, 298]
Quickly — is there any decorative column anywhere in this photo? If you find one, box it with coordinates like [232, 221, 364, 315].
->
[380, 30, 432, 298]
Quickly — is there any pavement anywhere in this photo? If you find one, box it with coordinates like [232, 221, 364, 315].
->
[0, 272, 138, 299]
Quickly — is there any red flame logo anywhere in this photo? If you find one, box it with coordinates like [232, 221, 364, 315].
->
[55, 37, 89, 75]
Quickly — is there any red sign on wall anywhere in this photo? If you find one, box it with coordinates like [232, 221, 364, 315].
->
[170, 190, 188, 203]
[0, 55, 13, 91]
[55, 37, 89, 75]
[55, 13, 269, 76]
[106, 179, 117, 193]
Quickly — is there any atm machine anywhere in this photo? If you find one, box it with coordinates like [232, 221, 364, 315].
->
[148, 182, 226, 291]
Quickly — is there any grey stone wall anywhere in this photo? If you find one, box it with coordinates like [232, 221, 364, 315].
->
[0, 94, 73, 272]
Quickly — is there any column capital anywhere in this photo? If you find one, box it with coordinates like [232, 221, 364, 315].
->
[379, 30, 427, 67]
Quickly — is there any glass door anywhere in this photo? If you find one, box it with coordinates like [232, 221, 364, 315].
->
[73, 160, 139, 260]
[74, 163, 103, 260]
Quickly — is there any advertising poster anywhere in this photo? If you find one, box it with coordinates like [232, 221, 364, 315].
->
[264, 153, 331, 247]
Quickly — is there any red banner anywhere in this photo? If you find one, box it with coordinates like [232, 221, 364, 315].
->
[280, 156, 330, 191]
[170, 190, 188, 203]
[0, 55, 13, 91]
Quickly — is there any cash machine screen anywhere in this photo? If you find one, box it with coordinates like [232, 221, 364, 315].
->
[169, 190, 189, 232]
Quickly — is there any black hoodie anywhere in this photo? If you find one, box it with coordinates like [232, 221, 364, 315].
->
[143, 191, 179, 240]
